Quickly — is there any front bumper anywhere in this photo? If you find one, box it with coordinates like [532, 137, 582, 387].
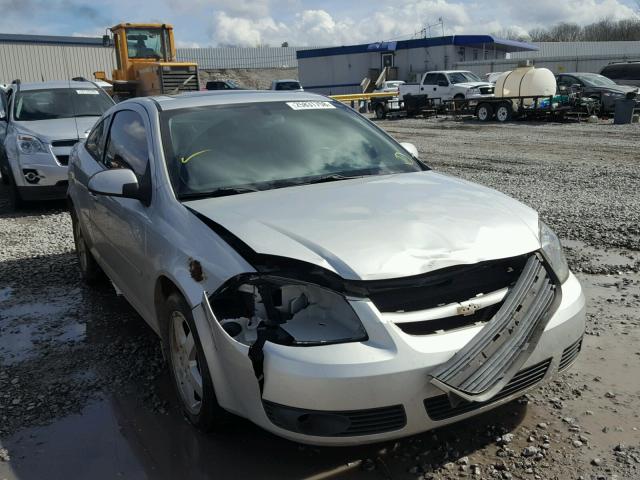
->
[197, 272, 585, 446]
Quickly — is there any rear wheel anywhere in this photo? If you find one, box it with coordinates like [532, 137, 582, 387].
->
[165, 292, 231, 431]
[476, 103, 493, 122]
[495, 102, 513, 122]
[71, 209, 103, 284]
[374, 103, 386, 120]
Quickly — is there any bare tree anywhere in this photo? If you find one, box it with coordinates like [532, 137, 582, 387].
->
[529, 18, 640, 41]
[491, 28, 530, 42]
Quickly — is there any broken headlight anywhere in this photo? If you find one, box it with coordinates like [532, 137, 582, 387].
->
[210, 276, 368, 347]
[539, 221, 569, 283]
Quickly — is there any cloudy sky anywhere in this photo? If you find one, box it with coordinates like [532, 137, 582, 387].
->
[0, 0, 638, 47]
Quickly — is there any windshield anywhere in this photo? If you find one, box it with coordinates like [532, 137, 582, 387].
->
[448, 72, 482, 84]
[126, 28, 166, 60]
[161, 101, 423, 198]
[275, 81, 301, 90]
[14, 88, 113, 121]
[579, 74, 618, 87]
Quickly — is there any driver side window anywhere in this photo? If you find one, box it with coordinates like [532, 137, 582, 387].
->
[103, 110, 149, 179]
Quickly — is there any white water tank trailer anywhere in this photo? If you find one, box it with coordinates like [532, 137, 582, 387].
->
[495, 65, 556, 105]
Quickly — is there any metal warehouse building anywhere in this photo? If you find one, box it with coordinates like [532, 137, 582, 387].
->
[0, 33, 115, 84]
[296, 35, 538, 95]
[458, 41, 640, 76]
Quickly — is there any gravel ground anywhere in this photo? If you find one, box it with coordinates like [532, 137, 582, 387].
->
[0, 117, 639, 480]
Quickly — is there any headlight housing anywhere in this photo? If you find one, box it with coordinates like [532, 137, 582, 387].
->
[539, 221, 569, 283]
[210, 275, 368, 347]
[17, 134, 46, 154]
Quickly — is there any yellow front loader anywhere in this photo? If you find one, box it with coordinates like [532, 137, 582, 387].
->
[95, 23, 199, 100]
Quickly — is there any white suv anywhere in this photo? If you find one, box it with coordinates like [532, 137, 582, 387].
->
[0, 79, 113, 208]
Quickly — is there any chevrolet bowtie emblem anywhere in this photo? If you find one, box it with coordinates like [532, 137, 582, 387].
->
[457, 303, 480, 316]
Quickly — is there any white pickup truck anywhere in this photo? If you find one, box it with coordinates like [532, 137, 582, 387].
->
[399, 70, 495, 101]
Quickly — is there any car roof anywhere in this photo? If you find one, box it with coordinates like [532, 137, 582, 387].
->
[272, 79, 300, 83]
[12, 80, 100, 91]
[560, 72, 601, 76]
[147, 90, 329, 111]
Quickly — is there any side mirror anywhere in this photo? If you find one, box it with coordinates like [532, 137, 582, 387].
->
[400, 142, 419, 159]
[88, 169, 140, 199]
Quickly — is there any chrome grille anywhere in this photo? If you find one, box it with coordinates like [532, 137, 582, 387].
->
[430, 254, 557, 398]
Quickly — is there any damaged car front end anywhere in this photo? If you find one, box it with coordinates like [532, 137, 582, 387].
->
[193, 221, 584, 445]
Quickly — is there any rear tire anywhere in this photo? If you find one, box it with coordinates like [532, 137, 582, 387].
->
[495, 102, 513, 122]
[164, 292, 232, 431]
[476, 103, 493, 122]
[374, 104, 386, 120]
[71, 209, 103, 284]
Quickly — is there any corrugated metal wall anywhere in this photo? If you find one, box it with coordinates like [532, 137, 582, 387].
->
[509, 41, 640, 58]
[457, 53, 640, 76]
[177, 47, 320, 69]
[0, 43, 115, 83]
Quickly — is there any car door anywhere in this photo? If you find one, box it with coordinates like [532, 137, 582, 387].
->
[91, 106, 155, 318]
[420, 73, 438, 97]
[70, 115, 110, 247]
[434, 73, 452, 100]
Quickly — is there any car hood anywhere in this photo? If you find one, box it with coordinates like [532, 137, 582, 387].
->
[186, 171, 541, 281]
[454, 82, 493, 89]
[600, 85, 638, 94]
[13, 117, 101, 142]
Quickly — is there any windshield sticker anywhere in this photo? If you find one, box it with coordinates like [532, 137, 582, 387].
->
[181, 149, 211, 164]
[286, 101, 336, 110]
[395, 151, 414, 165]
[76, 90, 100, 95]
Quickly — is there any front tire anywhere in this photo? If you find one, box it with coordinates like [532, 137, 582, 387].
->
[5, 170, 23, 210]
[476, 103, 493, 122]
[164, 292, 231, 431]
[71, 209, 103, 284]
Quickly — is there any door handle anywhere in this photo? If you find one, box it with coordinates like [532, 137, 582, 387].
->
[433, 88, 437, 91]
[420, 87, 424, 91]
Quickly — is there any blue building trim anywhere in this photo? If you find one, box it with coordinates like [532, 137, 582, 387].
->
[0, 33, 106, 47]
[297, 35, 538, 60]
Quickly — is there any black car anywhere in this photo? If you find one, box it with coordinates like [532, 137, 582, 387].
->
[556, 72, 638, 113]
[600, 62, 640, 88]
[205, 80, 243, 90]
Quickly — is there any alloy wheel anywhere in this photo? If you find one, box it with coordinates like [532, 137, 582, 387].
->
[170, 310, 203, 415]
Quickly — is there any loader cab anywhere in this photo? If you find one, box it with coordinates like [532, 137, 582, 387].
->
[110, 24, 176, 81]
[97, 23, 199, 99]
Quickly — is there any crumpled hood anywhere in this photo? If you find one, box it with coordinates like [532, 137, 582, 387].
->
[186, 171, 541, 281]
[13, 117, 100, 142]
